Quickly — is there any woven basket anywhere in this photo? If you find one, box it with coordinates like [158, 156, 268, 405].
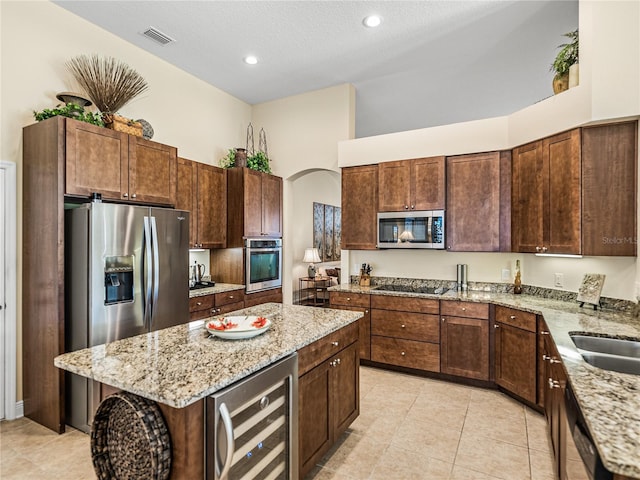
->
[91, 392, 172, 480]
[103, 114, 143, 137]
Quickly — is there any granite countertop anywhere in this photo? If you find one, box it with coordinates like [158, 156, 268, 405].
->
[188, 283, 244, 298]
[330, 283, 640, 479]
[54, 303, 363, 409]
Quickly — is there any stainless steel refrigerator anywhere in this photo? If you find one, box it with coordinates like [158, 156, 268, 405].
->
[64, 201, 190, 432]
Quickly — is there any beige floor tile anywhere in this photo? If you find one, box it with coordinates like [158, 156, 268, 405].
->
[369, 444, 453, 480]
[318, 431, 389, 480]
[391, 417, 462, 464]
[463, 408, 528, 447]
[529, 448, 557, 480]
[347, 407, 405, 439]
[525, 408, 552, 453]
[305, 464, 357, 479]
[450, 464, 504, 480]
[455, 431, 531, 480]
[467, 389, 526, 420]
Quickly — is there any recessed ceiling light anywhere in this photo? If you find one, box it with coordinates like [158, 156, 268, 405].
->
[244, 55, 258, 65]
[363, 15, 382, 28]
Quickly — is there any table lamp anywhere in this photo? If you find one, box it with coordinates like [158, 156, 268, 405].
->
[303, 248, 321, 278]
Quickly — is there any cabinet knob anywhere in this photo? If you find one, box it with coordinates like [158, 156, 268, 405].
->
[536, 246, 541, 252]
[331, 341, 339, 347]
[122, 193, 128, 198]
[494, 324, 500, 328]
[196, 301, 202, 306]
[447, 246, 451, 250]
[461, 307, 466, 311]
[542, 246, 548, 252]
[401, 324, 406, 328]
[131, 193, 137, 199]
[510, 315, 516, 320]
[229, 295, 234, 299]
[401, 351, 406, 356]
[404, 205, 409, 210]
[365, 310, 369, 313]
[540, 331, 550, 335]
[410, 205, 415, 209]
[441, 318, 445, 322]
[346, 297, 351, 301]
[548, 378, 561, 389]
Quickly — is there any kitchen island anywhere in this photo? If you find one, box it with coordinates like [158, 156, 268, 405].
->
[55, 302, 363, 479]
[331, 283, 640, 480]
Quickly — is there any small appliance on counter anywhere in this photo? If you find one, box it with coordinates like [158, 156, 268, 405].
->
[190, 280, 216, 290]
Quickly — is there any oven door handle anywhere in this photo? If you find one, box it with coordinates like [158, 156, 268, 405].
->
[217, 402, 235, 480]
[246, 248, 281, 253]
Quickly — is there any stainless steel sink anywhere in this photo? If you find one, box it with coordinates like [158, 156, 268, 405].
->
[570, 334, 640, 358]
[570, 333, 640, 375]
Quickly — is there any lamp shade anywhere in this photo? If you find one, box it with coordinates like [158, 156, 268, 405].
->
[303, 248, 321, 263]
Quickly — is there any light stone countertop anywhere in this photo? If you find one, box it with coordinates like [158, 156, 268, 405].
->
[330, 283, 640, 479]
[54, 303, 362, 409]
[188, 283, 244, 298]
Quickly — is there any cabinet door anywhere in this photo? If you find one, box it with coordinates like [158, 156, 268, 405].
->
[330, 342, 359, 435]
[545, 129, 581, 254]
[446, 152, 503, 251]
[128, 136, 177, 205]
[512, 140, 545, 253]
[411, 156, 445, 210]
[299, 361, 331, 478]
[440, 316, 489, 380]
[176, 158, 198, 247]
[378, 160, 411, 211]
[197, 163, 227, 248]
[243, 169, 264, 237]
[495, 323, 537, 403]
[582, 121, 637, 256]
[341, 165, 378, 249]
[65, 118, 128, 200]
[328, 305, 371, 361]
[261, 173, 283, 236]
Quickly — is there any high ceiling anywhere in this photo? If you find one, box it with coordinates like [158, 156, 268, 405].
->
[54, 0, 578, 138]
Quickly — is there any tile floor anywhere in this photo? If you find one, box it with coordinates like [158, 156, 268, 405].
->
[0, 366, 555, 480]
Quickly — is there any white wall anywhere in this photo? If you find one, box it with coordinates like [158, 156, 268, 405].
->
[339, 0, 640, 301]
[1, 1, 252, 402]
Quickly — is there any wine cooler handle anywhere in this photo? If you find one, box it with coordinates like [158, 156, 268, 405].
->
[218, 402, 235, 480]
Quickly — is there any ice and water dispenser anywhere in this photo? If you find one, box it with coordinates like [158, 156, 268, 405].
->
[104, 256, 134, 305]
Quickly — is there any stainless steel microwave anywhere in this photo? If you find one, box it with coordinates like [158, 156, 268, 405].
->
[377, 210, 445, 249]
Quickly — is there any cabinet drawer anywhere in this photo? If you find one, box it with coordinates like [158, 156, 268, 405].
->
[371, 310, 439, 343]
[440, 301, 489, 319]
[215, 290, 245, 307]
[189, 295, 214, 313]
[298, 322, 359, 376]
[215, 301, 245, 316]
[495, 306, 536, 333]
[329, 292, 370, 308]
[370, 294, 439, 314]
[371, 336, 440, 372]
[245, 288, 282, 307]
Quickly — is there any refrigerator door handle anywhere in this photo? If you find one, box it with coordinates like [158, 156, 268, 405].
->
[150, 216, 160, 329]
[143, 216, 153, 329]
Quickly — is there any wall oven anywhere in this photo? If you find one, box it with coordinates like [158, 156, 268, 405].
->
[377, 210, 445, 249]
[245, 238, 283, 293]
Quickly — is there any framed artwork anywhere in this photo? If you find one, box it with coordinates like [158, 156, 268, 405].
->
[577, 273, 606, 309]
[313, 202, 341, 262]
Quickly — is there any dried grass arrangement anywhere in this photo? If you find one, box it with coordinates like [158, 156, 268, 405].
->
[66, 54, 149, 114]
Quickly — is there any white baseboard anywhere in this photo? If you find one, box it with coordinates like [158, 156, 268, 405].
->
[15, 400, 23, 418]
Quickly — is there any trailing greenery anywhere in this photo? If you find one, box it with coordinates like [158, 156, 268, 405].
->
[247, 151, 272, 173]
[219, 149, 272, 173]
[551, 29, 578, 77]
[33, 103, 104, 126]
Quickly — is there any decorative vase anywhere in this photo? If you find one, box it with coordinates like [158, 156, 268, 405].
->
[235, 148, 247, 168]
[569, 63, 579, 88]
[552, 73, 569, 94]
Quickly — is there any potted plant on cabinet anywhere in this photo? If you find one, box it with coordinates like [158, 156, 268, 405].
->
[219, 148, 272, 173]
[551, 29, 579, 94]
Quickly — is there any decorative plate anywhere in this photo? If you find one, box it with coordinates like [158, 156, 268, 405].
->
[206, 316, 271, 340]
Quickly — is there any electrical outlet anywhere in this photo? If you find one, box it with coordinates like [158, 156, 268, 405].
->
[501, 269, 511, 281]
[554, 273, 564, 288]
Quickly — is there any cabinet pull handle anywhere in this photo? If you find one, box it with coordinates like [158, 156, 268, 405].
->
[536, 246, 541, 252]
[331, 341, 339, 347]
[510, 315, 516, 320]
[540, 331, 550, 335]
[548, 378, 561, 389]
[123, 193, 128, 198]
[542, 246, 548, 252]
[494, 324, 500, 328]
[131, 193, 137, 199]
[335, 358, 341, 365]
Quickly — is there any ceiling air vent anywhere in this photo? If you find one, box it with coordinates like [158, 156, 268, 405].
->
[141, 27, 175, 46]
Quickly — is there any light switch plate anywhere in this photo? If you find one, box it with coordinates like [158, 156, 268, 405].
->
[554, 273, 564, 288]
[501, 269, 511, 281]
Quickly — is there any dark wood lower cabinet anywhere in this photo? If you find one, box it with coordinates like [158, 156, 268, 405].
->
[440, 316, 489, 380]
[495, 323, 537, 403]
[298, 330, 359, 479]
[329, 292, 372, 361]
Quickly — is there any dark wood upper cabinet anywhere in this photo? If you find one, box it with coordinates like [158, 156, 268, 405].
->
[446, 151, 511, 251]
[226, 167, 283, 247]
[177, 158, 227, 249]
[512, 129, 581, 254]
[66, 118, 177, 206]
[341, 165, 378, 250]
[378, 156, 445, 211]
[582, 121, 638, 256]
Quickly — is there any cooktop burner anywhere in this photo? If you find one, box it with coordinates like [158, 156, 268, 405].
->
[374, 284, 445, 294]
